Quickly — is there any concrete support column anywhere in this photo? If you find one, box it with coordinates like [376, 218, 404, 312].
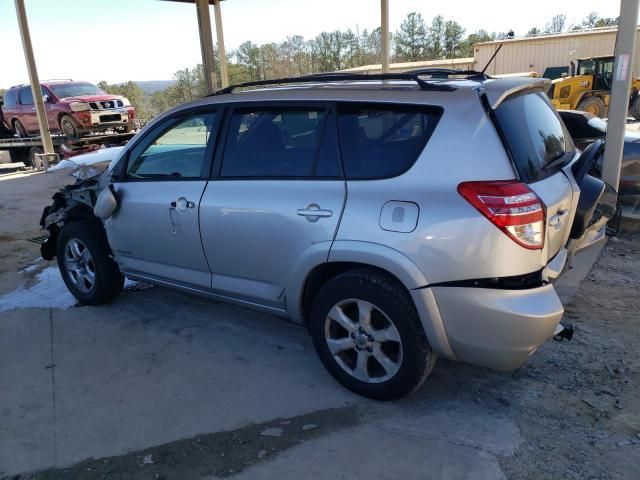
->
[195, 0, 218, 94]
[380, 0, 389, 73]
[603, 0, 640, 191]
[213, 0, 229, 88]
[14, 0, 56, 170]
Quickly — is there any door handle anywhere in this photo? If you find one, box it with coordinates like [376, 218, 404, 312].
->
[170, 197, 196, 212]
[297, 203, 332, 222]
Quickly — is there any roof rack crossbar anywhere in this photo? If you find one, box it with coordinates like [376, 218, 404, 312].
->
[212, 71, 462, 95]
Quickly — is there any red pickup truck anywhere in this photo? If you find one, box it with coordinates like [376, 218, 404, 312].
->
[1, 80, 136, 138]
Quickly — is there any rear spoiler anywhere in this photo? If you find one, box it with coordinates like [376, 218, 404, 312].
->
[480, 77, 552, 109]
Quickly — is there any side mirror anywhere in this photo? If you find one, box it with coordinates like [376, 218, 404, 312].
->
[42, 94, 50, 103]
[94, 185, 118, 219]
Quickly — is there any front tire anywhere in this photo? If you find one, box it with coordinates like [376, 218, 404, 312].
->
[577, 96, 606, 118]
[56, 221, 124, 305]
[309, 269, 436, 400]
[13, 119, 28, 138]
[60, 114, 82, 138]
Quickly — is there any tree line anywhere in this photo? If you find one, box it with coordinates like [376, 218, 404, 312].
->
[95, 10, 618, 120]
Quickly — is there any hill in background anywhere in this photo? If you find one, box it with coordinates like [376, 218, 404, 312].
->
[134, 80, 176, 96]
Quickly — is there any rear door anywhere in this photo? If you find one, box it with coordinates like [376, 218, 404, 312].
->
[494, 91, 578, 263]
[199, 103, 346, 308]
[17, 86, 38, 132]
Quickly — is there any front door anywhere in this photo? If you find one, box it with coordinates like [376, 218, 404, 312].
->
[199, 105, 346, 308]
[106, 110, 219, 288]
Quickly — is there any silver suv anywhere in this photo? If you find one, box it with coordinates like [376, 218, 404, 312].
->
[40, 70, 615, 400]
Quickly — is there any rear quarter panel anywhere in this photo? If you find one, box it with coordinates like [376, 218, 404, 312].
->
[334, 93, 547, 285]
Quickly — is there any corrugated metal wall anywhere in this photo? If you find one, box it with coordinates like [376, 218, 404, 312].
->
[474, 29, 640, 76]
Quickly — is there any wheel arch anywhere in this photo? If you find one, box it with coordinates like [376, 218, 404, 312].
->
[287, 240, 430, 324]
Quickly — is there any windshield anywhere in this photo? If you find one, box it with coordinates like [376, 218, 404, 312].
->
[49, 82, 104, 98]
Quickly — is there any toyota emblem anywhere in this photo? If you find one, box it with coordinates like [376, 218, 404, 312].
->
[105, 102, 111, 108]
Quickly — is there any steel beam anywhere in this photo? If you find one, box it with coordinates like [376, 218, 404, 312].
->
[603, 0, 640, 191]
[213, 0, 228, 88]
[380, 0, 389, 73]
[14, 0, 57, 171]
[195, 0, 218, 94]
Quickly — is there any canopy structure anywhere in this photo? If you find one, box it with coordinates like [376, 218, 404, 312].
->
[162, 0, 229, 93]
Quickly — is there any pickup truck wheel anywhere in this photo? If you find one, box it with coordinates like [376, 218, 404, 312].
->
[29, 146, 44, 170]
[309, 269, 436, 400]
[114, 125, 131, 134]
[56, 221, 124, 305]
[578, 97, 606, 118]
[60, 115, 81, 138]
[13, 119, 28, 138]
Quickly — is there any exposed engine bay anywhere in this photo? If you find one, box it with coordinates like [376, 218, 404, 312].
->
[39, 148, 122, 260]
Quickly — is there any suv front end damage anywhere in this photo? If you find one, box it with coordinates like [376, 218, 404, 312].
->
[39, 149, 120, 260]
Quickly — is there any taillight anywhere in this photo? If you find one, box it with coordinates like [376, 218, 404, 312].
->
[458, 181, 545, 250]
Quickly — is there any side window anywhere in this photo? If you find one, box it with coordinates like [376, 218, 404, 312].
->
[3, 89, 18, 107]
[338, 103, 442, 179]
[126, 112, 216, 179]
[221, 107, 327, 178]
[19, 87, 33, 105]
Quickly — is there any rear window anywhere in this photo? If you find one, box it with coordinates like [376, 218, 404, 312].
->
[495, 92, 574, 182]
[221, 107, 328, 178]
[3, 89, 18, 107]
[337, 103, 442, 179]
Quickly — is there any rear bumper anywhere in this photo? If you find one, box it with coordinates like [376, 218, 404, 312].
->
[426, 283, 564, 371]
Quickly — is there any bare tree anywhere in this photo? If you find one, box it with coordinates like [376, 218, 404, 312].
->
[544, 14, 566, 34]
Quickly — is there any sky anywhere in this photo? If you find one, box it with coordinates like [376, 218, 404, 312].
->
[0, 0, 627, 89]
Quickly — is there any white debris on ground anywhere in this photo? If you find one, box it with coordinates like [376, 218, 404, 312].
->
[0, 266, 77, 312]
[0, 262, 139, 312]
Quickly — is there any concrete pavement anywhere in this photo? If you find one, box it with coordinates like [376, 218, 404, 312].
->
[0, 169, 605, 479]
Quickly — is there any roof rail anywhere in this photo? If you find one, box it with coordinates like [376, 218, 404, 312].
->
[402, 68, 492, 80]
[212, 70, 463, 95]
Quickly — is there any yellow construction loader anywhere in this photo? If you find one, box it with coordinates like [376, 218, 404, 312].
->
[548, 55, 640, 120]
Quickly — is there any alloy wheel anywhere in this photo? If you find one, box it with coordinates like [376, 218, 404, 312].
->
[64, 238, 96, 293]
[324, 299, 403, 383]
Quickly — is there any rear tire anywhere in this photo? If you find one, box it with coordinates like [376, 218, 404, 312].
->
[577, 96, 606, 118]
[29, 146, 44, 170]
[56, 220, 124, 305]
[309, 269, 436, 400]
[13, 119, 28, 138]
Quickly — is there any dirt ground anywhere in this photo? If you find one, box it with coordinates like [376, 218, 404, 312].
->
[1, 166, 639, 480]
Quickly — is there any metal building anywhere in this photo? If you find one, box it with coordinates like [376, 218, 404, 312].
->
[474, 26, 640, 77]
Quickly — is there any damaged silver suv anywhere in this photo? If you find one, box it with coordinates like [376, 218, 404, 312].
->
[40, 71, 616, 400]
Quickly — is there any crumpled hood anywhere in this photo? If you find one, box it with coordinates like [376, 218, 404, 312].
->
[48, 146, 125, 180]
